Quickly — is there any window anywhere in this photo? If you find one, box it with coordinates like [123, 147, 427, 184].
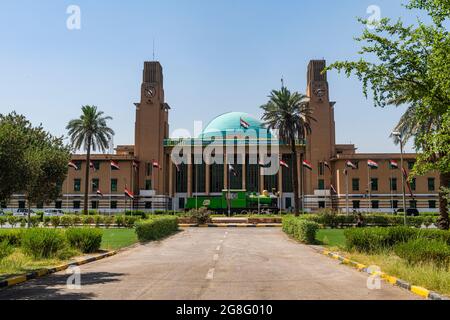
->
[91, 201, 99, 209]
[92, 161, 101, 171]
[285, 197, 292, 209]
[390, 178, 398, 191]
[353, 201, 360, 209]
[73, 201, 81, 209]
[0, 201, 7, 209]
[319, 162, 325, 176]
[18, 201, 26, 209]
[74, 160, 82, 170]
[352, 179, 360, 191]
[391, 200, 399, 209]
[193, 162, 207, 193]
[111, 179, 118, 192]
[246, 155, 260, 193]
[410, 178, 416, 191]
[371, 200, 379, 209]
[178, 198, 185, 209]
[318, 201, 326, 209]
[318, 179, 325, 190]
[37, 202, 44, 209]
[92, 179, 99, 192]
[408, 161, 415, 170]
[428, 178, 435, 191]
[410, 200, 417, 209]
[110, 201, 117, 209]
[55, 201, 62, 209]
[74, 179, 81, 192]
[371, 178, 379, 191]
[429, 200, 436, 209]
[145, 202, 152, 209]
[176, 164, 189, 193]
[145, 180, 152, 190]
[146, 163, 153, 177]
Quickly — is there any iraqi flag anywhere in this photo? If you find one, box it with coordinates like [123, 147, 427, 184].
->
[240, 118, 250, 129]
[324, 161, 331, 171]
[96, 189, 104, 198]
[124, 187, 135, 200]
[346, 161, 357, 169]
[152, 160, 160, 169]
[280, 159, 289, 169]
[303, 160, 313, 171]
[368, 160, 379, 169]
[110, 160, 120, 170]
[330, 184, 337, 194]
[68, 161, 78, 170]
[390, 160, 399, 169]
[229, 164, 238, 177]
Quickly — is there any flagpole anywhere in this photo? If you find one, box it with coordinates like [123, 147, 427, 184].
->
[131, 162, 134, 214]
[109, 159, 112, 216]
[228, 161, 231, 217]
[66, 168, 70, 214]
[346, 169, 349, 215]
[390, 164, 394, 214]
[368, 165, 371, 213]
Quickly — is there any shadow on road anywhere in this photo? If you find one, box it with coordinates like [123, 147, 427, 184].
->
[0, 272, 126, 300]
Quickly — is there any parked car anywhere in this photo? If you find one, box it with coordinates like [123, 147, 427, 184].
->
[14, 209, 37, 217]
[43, 209, 64, 217]
[395, 208, 420, 217]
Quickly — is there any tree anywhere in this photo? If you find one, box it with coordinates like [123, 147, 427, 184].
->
[0, 113, 70, 226]
[327, 0, 450, 229]
[261, 87, 315, 216]
[66, 106, 114, 214]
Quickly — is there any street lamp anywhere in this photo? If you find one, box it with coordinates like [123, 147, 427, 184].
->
[392, 131, 407, 226]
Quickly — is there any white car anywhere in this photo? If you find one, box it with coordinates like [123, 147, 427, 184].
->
[43, 209, 65, 217]
[14, 209, 37, 217]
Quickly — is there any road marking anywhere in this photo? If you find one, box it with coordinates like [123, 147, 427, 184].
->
[213, 254, 219, 261]
[206, 268, 215, 280]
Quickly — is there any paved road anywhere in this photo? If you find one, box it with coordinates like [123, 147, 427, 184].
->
[0, 228, 418, 300]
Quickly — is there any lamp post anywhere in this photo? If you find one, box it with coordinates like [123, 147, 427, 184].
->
[392, 131, 407, 226]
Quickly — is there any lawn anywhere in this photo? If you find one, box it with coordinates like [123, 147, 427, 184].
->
[316, 229, 346, 248]
[101, 229, 138, 250]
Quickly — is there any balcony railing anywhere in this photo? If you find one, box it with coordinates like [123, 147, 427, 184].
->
[163, 138, 306, 147]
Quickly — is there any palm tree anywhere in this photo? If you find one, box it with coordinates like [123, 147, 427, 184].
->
[261, 86, 315, 216]
[66, 106, 115, 214]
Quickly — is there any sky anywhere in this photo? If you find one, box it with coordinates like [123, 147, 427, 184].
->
[0, 0, 430, 153]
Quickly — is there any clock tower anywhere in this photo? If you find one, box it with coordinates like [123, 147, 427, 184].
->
[134, 61, 170, 195]
[305, 60, 336, 197]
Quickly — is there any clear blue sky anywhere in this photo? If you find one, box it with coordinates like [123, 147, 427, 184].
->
[0, 0, 428, 153]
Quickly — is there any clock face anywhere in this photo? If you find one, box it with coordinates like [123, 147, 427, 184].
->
[144, 85, 156, 98]
[312, 83, 327, 98]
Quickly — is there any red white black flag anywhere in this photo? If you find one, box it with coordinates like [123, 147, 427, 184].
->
[346, 161, 357, 169]
[280, 160, 289, 169]
[303, 160, 313, 171]
[68, 161, 78, 170]
[229, 164, 238, 177]
[111, 160, 120, 170]
[152, 161, 160, 169]
[368, 159, 379, 169]
[330, 184, 337, 194]
[323, 161, 331, 170]
[96, 189, 104, 198]
[124, 187, 134, 200]
[390, 160, 399, 169]
[240, 118, 250, 129]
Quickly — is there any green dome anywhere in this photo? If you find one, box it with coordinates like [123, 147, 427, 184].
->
[200, 112, 272, 140]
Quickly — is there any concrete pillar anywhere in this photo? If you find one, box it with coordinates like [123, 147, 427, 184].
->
[187, 164, 193, 197]
[206, 164, 211, 195]
[169, 162, 174, 197]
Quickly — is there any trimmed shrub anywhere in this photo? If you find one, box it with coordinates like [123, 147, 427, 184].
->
[104, 216, 114, 228]
[394, 239, 450, 267]
[21, 228, 66, 259]
[124, 216, 139, 228]
[115, 215, 125, 228]
[73, 215, 82, 226]
[125, 210, 147, 219]
[135, 217, 178, 242]
[60, 215, 74, 228]
[188, 207, 211, 224]
[43, 216, 51, 227]
[94, 215, 104, 227]
[50, 216, 61, 228]
[28, 216, 41, 228]
[65, 228, 103, 253]
[0, 229, 23, 246]
[83, 216, 95, 226]
[0, 216, 7, 228]
[7, 216, 18, 228]
[283, 217, 319, 244]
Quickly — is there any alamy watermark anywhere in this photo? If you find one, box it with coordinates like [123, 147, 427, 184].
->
[366, 5, 381, 30]
[66, 266, 81, 290]
[66, 5, 81, 30]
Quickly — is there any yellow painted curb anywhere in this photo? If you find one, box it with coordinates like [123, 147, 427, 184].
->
[7, 276, 26, 286]
[411, 286, 430, 298]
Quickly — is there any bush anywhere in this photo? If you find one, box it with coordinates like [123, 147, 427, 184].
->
[50, 216, 61, 228]
[7, 216, 18, 228]
[104, 216, 114, 228]
[283, 217, 319, 244]
[83, 216, 95, 226]
[394, 239, 450, 267]
[0, 240, 13, 260]
[27, 216, 41, 228]
[0, 229, 23, 246]
[60, 215, 75, 228]
[94, 215, 104, 227]
[115, 215, 125, 228]
[43, 216, 51, 227]
[135, 217, 178, 242]
[0, 216, 7, 228]
[65, 228, 103, 253]
[21, 228, 66, 259]
[73, 215, 82, 226]
[125, 210, 147, 219]
[124, 216, 139, 228]
[189, 207, 211, 224]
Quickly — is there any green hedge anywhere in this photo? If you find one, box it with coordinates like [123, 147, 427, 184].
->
[0, 229, 24, 246]
[394, 239, 450, 267]
[344, 227, 450, 253]
[65, 228, 103, 253]
[300, 213, 437, 228]
[135, 217, 178, 242]
[0, 240, 13, 260]
[21, 229, 66, 259]
[283, 217, 319, 244]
